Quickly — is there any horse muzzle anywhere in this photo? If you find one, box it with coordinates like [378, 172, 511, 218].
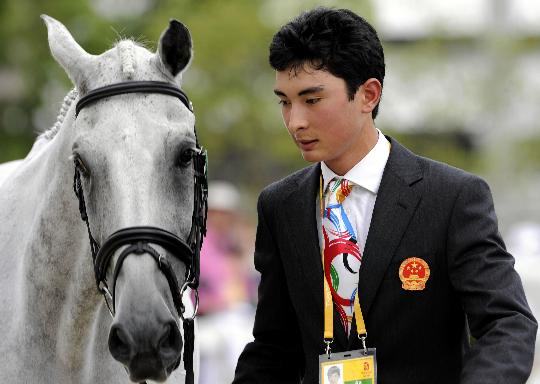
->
[106, 247, 185, 383]
[109, 317, 182, 382]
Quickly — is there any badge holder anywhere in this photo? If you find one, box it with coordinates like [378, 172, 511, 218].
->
[319, 348, 377, 384]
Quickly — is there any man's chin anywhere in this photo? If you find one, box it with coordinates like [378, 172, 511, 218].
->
[301, 151, 323, 163]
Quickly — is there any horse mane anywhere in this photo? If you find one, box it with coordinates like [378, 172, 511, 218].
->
[38, 88, 78, 141]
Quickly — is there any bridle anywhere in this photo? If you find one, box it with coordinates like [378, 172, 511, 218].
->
[72, 81, 208, 384]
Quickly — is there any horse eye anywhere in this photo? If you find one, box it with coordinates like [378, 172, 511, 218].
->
[177, 149, 194, 167]
[74, 155, 90, 177]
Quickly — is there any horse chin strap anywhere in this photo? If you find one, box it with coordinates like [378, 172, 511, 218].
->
[73, 81, 208, 384]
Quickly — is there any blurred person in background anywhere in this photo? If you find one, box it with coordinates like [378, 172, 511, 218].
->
[233, 6, 537, 384]
[197, 181, 256, 384]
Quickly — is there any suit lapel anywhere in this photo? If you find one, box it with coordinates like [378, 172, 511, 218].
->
[284, 164, 321, 291]
[283, 164, 349, 348]
[348, 138, 423, 347]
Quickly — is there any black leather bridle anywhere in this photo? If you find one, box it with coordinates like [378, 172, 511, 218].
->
[72, 81, 207, 384]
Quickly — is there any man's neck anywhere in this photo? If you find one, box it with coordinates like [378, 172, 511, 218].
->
[324, 123, 379, 176]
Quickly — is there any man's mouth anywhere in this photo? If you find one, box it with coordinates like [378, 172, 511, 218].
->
[297, 139, 317, 150]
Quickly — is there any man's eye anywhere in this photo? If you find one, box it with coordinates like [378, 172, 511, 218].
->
[278, 99, 290, 106]
[306, 98, 321, 105]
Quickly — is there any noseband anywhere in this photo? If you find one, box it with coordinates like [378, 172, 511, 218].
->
[72, 81, 207, 384]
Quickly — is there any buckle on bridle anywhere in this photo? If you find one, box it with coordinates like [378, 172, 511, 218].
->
[179, 281, 199, 321]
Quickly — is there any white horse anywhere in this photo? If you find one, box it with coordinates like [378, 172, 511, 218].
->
[0, 15, 203, 383]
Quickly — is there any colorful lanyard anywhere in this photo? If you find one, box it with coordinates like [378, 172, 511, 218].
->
[319, 174, 367, 355]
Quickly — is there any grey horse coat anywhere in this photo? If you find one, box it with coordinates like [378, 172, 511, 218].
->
[0, 16, 199, 383]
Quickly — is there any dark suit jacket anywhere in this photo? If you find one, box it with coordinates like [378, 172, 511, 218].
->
[233, 137, 537, 384]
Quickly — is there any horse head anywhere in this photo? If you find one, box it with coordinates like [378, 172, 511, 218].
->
[42, 15, 205, 383]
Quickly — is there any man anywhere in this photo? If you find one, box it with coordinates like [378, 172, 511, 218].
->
[233, 7, 537, 383]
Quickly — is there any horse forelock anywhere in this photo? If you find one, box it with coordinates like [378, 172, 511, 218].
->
[117, 40, 137, 80]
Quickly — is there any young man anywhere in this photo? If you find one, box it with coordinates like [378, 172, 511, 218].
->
[233, 7, 537, 383]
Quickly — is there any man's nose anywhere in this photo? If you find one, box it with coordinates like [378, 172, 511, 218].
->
[286, 104, 308, 133]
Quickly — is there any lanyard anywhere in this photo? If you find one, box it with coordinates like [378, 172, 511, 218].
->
[319, 174, 367, 355]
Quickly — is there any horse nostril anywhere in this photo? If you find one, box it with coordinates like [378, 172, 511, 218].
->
[158, 321, 182, 359]
[108, 324, 133, 363]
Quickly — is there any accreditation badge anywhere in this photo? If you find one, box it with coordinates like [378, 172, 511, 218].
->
[319, 349, 377, 384]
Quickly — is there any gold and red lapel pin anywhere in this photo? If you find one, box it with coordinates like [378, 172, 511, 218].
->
[399, 257, 430, 291]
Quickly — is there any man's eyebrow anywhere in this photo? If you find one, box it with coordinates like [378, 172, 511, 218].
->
[273, 85, 325, 98]
[298, 85, 325, 96]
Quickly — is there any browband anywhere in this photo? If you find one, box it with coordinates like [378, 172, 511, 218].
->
[76, 81, 193, 116]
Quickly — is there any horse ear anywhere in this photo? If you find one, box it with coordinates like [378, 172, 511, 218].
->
[156, 19, 192, 79]
[41, 15, 94, 88]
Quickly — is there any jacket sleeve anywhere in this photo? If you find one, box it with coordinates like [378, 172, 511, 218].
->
[447, 175, 537, 383]
[232, 191, 304, 383]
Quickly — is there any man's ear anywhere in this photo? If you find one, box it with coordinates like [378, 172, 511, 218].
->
[357, 78, 382, 114]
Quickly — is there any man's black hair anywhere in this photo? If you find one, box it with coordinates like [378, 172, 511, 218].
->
[269, 7, 385, 118]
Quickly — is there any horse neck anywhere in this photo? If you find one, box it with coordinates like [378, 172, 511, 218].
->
[9, 112, 106, 371]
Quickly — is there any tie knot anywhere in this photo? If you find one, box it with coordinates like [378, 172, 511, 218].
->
[328, 177, 354, 204]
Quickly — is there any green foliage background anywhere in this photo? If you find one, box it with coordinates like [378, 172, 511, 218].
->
[0, 0, 538, 214]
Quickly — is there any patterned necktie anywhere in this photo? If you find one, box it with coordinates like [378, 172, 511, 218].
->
[322, 177, 362, 335]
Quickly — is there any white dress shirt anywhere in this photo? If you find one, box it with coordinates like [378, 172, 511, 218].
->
[317, 130, 390, 255]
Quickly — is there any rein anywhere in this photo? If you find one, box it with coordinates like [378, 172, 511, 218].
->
[72, 81, 207, 384]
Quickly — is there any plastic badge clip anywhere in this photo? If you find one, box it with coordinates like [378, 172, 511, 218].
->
[324, 339, 333, 359]
[360, 334, 368, 355]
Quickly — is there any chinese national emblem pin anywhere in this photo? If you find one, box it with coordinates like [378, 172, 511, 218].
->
[399, 257, 430, 291]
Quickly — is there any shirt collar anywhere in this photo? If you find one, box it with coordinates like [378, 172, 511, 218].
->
[321, 129, 390, 194]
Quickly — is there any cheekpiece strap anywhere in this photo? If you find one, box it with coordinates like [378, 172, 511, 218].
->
[186, 147, 208, 289]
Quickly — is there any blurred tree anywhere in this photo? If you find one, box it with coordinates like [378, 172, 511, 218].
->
[1, 0, 538, 200]
[0, 0, 371, 193]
